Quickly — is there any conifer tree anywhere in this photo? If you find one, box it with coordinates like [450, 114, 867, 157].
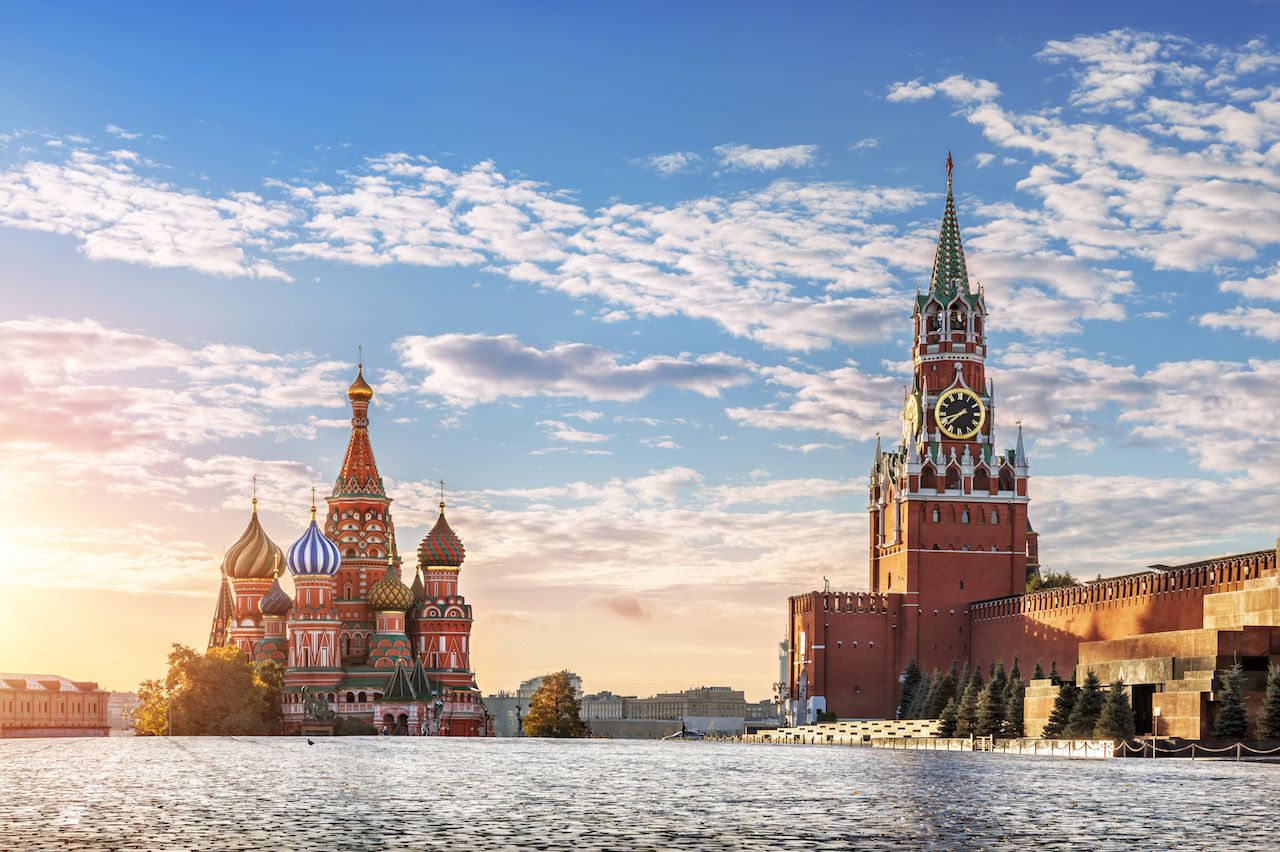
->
[1042, 681, 1076, 738]
[1255, 665, 1280, 740]
[974, 677, 1006, 737]
[991, 662, 1008, 705]
[955, 662, 971, 701]
[928, 666, 958, 718]
[956, 678, 981, 737]
[907, 670, 934, 719]
[1003, 677, 1026, 737]
[896, 661, 922, 720]
[1007, 658, 1021, 692]
[938, 697, 959, 737]
[1094, 679, 1136, 741]
[1065, 670, 1105, 738]
[1212, 662, 1248, 740]
[1033, 661, 1044, 680]
[918, 668, 946, 719]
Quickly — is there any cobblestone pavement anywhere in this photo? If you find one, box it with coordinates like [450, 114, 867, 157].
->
[0, 736, 1275, 850]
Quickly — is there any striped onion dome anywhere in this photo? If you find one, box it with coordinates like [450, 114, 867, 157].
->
[258, 575, 293, 616]
[286, 515, 342, 577]
[419, 502, 465, 568]
[223, 502, 284, 580]
[369, 564, 413, 611]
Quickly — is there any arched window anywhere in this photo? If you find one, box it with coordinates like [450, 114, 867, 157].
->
[991, 509, 1000, 525]
[920, 465, 937, 491]
[343, 583, 352, 598]
[931, 507, 941, 522]
[345, 548, 356, 558]
[945, 465, 961, 491]
[358, 692, 367, 702]
[932, 544, 940, 550]
[961, 545, 969, 552]
[998, 467, 1015, 492]
[973, 468, 990, 492]
[340, 635, 350, 657]
[961, 508, 970, 524]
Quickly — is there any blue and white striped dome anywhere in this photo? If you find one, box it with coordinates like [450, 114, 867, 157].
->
[286, 519, 342, 576]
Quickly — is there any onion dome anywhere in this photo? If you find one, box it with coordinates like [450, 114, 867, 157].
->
[223, 500, 284, 580]
[286, 501, 342, 577]
[258, 575, 293, 616]
[348, 363, 373, 403]
[419, 502, 465, 568]
[369, 564, 413, 611]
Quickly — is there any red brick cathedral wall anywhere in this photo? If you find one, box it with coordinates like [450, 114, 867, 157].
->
[969, 551, 1275, 677]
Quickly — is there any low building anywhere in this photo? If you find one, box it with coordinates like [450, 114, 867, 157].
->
[106, 692, 140, 732]
[1, 674, 110, 738]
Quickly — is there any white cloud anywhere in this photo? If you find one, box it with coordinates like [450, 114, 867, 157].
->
[726, 361, 903, 439]
[105, 123, 143, 140]
[0, 152, 293, 279]
[1220, 261, 1280, 300]
[713, 143, 818, 171]
[537, 420, 611, 443]
[852, 137, 878, 151]
[1199, 307, 1280, 340]
[395, 333, 755, 406]
[640, 151, 701, 175]
[886, 79, 936, 102]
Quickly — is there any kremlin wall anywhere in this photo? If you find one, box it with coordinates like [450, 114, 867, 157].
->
[787, 162, 1280, 741]
[209, 367, 490, 736]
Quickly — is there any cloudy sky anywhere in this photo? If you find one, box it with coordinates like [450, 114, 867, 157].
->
[2, 3, 1279, 698]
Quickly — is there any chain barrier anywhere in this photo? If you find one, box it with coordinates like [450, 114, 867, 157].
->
[1117, 739, 1280, 758]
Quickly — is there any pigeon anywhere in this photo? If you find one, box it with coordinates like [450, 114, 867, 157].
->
[307, 739, 315, 745]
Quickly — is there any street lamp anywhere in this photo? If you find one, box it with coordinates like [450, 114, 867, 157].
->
[516, 704, 523, 737]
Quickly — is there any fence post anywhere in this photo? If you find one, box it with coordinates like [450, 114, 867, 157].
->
[1237, 743, 1241, 762]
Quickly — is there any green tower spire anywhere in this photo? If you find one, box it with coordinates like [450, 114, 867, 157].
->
[929, 151, 969, 299]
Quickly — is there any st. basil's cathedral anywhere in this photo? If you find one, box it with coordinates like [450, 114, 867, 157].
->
[208, 366, 490, 736]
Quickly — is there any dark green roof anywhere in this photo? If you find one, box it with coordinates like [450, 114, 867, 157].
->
[929, 171, 970, 299]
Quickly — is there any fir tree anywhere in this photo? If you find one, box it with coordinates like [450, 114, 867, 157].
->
[955, 662, 971, 701]
[919, 668, 947, 719]
[1255, 665, 1280, 740]
[1065, 670, 1105, 738]
[974, 677, 1006, 737]
[1212, 662, 1248, 740]
[938, 697, 959, 737]
[1042, 681, 1077, 738]
[1007, 659, 1021, 692]
[896, 661, 922, 720]
[1033, 661, 1045, 680]
[1094, 679, 1136, 741]
[990, 662, 1008, 705]
[928, 667, 958, 718]
[907, 670, 934, 719]
[956, 678, 981, 737]
[1003, 678, 1026, 737]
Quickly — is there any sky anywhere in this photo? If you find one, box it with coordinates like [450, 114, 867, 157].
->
[1, 2, 1280, 700]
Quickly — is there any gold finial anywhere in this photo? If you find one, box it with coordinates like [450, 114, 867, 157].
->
[439, 479, 446, 514]
[310, 486, 317, 521]
[252, 474, 258, 513]
[358, 344, 363, 368]
[273, 551, 281, 578]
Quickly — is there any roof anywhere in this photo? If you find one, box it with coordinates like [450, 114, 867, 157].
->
[0, 674, 99, 692]
[928, 158, 971, 300]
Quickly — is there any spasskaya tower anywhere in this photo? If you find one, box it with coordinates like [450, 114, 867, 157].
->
[867, 154, 1035, 672]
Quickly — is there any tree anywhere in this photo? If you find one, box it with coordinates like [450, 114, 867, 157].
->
[907, 670, 935, 719]
[938, 698, 959, 737]
[1255, 665, 1280, 740]
[1094, 679, 1136, 741]
[1027, 570, 1081, 592]
[1049, 661, 1060, 683]
[133, 644, 282, 736]
[956, 678, 981, 737]
[1065, 670, 1105, 738]
[896, 661, 922, 720]
[522, 670, 589, 738]
[1212, 662, 1248, 740]
[955, 662, 971, 701]
[1003, 677, 1026, 738]
[974, 677, 1006, 737]
[1042, 681, 1076, 738]
[926, 665, 958, 719]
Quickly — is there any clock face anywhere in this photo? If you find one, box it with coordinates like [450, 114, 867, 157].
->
[903, 395, 921, 436]
[934, 387, 986, 439]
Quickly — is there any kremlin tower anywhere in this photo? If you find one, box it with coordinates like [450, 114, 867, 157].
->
[208, 362, 490, 736]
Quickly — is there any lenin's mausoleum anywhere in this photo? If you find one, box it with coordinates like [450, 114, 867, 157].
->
[210, 367, 490, 736]
[788, 161, 1279, 740]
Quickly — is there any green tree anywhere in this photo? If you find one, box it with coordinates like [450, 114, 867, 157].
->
[955, 662, 971, 701]
[1255, 665, 1280, 739]
[907, 670, 935, 719]
[896, 661, 922, 720]
[133, 644, 282, 736]
[522, 670, 589, 738]
[1049, 661, 1059, 683]
[974, 677, 1006, 737]
[1042, 681, 1076, 738]
[1065, 670, 1105, 738]
[938, 697, 959, 737]
[956, 678, 981, 737]
[926, 665, 958, 718]
[1027, 570, 1081, 592]
[1094, 679, 1136, 741]
[1212, 662, 1248, 740]
[1003, 677, 1026, 737]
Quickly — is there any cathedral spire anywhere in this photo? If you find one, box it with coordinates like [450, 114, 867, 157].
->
[334, 362, 385, 497]
[930, 151, 970, 299]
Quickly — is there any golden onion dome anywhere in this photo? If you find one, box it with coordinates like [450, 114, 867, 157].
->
[368, 564, 413, 612]
[348, 364, 374, 403]
[223, 502, 284, 580]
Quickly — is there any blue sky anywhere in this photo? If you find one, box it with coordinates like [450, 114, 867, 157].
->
[1, 2, 1279, 696]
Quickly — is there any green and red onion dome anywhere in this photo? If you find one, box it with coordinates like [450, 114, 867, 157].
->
[419, 503, 464, 568]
